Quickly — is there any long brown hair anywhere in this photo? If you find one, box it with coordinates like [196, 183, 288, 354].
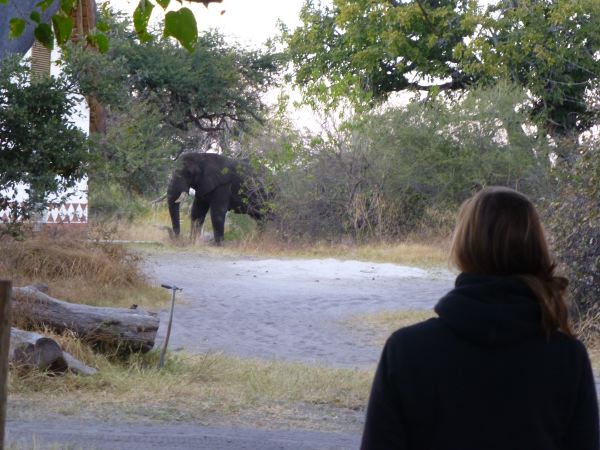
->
[450, 186, 572, 337]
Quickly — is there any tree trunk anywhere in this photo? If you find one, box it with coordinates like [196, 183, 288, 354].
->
[9, 327, 97, 376]
[12, 286, 159, 353]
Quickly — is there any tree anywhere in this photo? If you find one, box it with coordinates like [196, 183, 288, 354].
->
[93, 100, 177, 197]
[284, 0, 474, 103]
[467, 0, 600, 135]
[64, 13, 279, 150]
[284, 0, 600, 135]
[0, 56, 89, 232]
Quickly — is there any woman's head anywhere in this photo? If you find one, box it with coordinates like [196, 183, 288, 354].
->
[450, 186, 571, 336]
[451, 186, 551, 277]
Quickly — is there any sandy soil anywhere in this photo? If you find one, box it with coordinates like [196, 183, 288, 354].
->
[7, 252, 455, 450]
[145, 253, 454, 368]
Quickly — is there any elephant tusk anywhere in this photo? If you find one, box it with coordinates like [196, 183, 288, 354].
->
[174, 192, 188, 203]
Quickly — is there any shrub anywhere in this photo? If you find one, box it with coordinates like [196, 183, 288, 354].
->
[545, 137, 600, 337]
[254, 83, 549, 241]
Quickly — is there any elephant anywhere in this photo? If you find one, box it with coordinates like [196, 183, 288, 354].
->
[167, 152, 271, 245]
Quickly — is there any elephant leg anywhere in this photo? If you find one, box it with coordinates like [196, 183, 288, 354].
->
[190, 198, 210, 243]
[210, 185, 231, 245]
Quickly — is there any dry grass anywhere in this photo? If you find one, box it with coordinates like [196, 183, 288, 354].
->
[345, 309, 437, 346]
[113, 205, 450, 268]
[588, 343, 600, 374]
[8, 331, 371, 432]
[0, 231, 167, 309]
[133, 234, 450, 269]
[223, 236, 450, 268]
[350, 309, 437, 334]
[571, 310, 600, 373]
[94, 207, 175, 243]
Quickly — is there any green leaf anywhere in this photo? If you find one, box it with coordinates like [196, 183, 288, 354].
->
[88, 32, 109, 53]
[0, 0, 9, 4]
[9, 18, 26, 39]
[30, 11, 41, 23]
[96, 20, 110, 33]
[36, 0, 55, 12]
[133, 0, 155, 41]
[60, 0, 75, 13]
[157, 0, 170, 9]
[34, 23, 54, 49]
[52, 14, 73, 45]
[164, 7, 197, 52]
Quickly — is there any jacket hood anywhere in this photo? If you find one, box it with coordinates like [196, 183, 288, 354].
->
[434, 273, 542, 346]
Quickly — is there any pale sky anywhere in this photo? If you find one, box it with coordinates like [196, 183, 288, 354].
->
[110, 0, 305, 48]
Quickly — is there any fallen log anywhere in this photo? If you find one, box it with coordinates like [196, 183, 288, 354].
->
[12, 286, 159, 353]
[10, 328, 97, 376]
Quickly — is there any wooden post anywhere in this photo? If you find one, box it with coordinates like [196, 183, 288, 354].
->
[0, 280, 12, 450]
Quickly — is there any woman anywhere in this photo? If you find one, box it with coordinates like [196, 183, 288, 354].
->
[361, 187, 599, 450]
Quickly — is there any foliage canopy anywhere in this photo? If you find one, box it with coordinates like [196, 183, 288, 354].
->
[64, 13, 279, 146]
[284, 0, 600, 135]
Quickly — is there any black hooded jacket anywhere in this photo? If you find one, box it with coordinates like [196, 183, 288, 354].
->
[361, 273, 599, 450]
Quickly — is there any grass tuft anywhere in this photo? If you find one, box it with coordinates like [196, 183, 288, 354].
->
[222, 236, 450, 268]
[0, 231, 167, 309]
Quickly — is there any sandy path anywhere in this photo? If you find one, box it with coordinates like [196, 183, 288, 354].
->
[144, 253, 455, 368]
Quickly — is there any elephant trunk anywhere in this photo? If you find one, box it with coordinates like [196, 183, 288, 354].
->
[168, 199, 181, 237]
[167, 175, 189, 237]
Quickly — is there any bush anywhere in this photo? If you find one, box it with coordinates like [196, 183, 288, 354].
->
[88, 181, 150, 222]
[545, 137, 600, 337]
[253, 83, 549, 240]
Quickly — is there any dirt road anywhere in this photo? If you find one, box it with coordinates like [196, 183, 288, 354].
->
[6, 419, 360, 450]
[145, 252, 454, 368]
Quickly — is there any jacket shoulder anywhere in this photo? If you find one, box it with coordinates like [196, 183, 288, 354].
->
[386, 317, 445, 350]
[545, 330, 591, 360]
